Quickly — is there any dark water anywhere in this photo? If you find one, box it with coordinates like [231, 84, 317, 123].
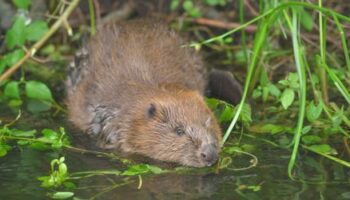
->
[0, 111, 349, 200]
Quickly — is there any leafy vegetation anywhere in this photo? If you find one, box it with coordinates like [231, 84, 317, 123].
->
[0, 0, 349, 199]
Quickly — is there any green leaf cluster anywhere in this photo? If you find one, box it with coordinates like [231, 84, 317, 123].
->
[3, 80, 54, 113]
[5, 16, 48, 49]
[0, 126, 69, 157]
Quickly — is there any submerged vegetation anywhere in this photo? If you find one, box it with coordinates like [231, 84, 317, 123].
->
[0, 0, 349, 199]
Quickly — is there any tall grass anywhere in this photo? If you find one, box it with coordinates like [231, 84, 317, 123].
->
[193, 1, 350, 177]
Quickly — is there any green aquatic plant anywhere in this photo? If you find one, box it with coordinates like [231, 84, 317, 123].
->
[189, 1, 350, 178]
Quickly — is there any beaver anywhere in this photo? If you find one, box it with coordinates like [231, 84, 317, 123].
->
[66, 19, 222, 167]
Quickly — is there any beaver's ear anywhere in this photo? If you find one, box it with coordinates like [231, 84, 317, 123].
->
[147, 103, 157, 118]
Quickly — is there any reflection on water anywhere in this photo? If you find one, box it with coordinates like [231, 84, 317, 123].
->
[0, 109, 349, 200]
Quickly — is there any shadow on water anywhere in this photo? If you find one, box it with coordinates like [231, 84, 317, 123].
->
[0, 108, 349, 200]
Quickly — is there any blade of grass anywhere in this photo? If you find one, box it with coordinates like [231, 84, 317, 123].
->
[318, 0, 329, 103]
[88, 0, 96, 35]
[239, 0, 248, 64]
[190, 2, 350, 48]
[318, 60, 350, 104]
[202, 1, 350, 146]
[222, 14, 274, 144]
[332, 14, 350, 74]
[302, 145, 350, 168]
[287, 9, 307, 179]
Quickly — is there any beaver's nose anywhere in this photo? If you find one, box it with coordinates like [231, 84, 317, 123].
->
[200, 144, 218, 166]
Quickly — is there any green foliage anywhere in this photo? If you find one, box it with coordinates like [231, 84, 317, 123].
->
[5, 16, 48, 49]
[0, 49, 25, 74]
[0, 2, 349, 198]
[25, 81, 53, 101]
[5, 15, 27, 49]
[306, 101, 323, 122]
[0, 124, 69, 157]
[25, 20, 49, 41]
[0, 142, 11, 157]
[122, 164, 164, 176]
[170, 0, 228, 17]
[278, 73, 299, 109]
[253, 69, 281, 102]
[204, 0, 227, 6]
[38, 157, 72, 188]
[0, 5, 54, 113]
[4, 81, 20, 99]
[299, 8, 314, 31]
[249, 123, 293, 135]
[183, 0, 201, 18]
[2, 79, 55, 112]
[12, 0, 32, 9]
[280, 88, 295, 110]
[302, 135, 322, 145]
[1, 3, 51, 113]
[308, 144, 336, 155]
[207, 98, 252, 125]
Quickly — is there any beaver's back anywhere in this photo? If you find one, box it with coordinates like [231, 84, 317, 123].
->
[66, 20, 208, 136]
[76, 20, 206, 91]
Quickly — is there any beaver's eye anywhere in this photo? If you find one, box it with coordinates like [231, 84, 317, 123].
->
[147, 103, 156, 118]
[175, 127, 185, 136]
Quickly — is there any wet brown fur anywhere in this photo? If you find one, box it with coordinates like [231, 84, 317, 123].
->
[66, 19, 222, 167]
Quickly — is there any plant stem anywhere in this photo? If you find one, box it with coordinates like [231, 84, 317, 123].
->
[318, 0, 329, 104]
[88, 0, 96, 35]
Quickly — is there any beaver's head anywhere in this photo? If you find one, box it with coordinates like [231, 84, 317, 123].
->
[120, 89, 222, 167]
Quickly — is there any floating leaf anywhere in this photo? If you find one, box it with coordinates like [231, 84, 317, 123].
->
[30, 142, 50, 150]
[11, 129, 36, 137]
[122, 164, 163, 176]
[122, 164, 150, 176]
[146, 165, 163, 174]
[42, 129, 58, 140]
[280, 88, 294, 109]
[51, 192, 74, 199]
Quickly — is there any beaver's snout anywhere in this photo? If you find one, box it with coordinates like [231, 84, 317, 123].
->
[200, 144, 219, 166]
